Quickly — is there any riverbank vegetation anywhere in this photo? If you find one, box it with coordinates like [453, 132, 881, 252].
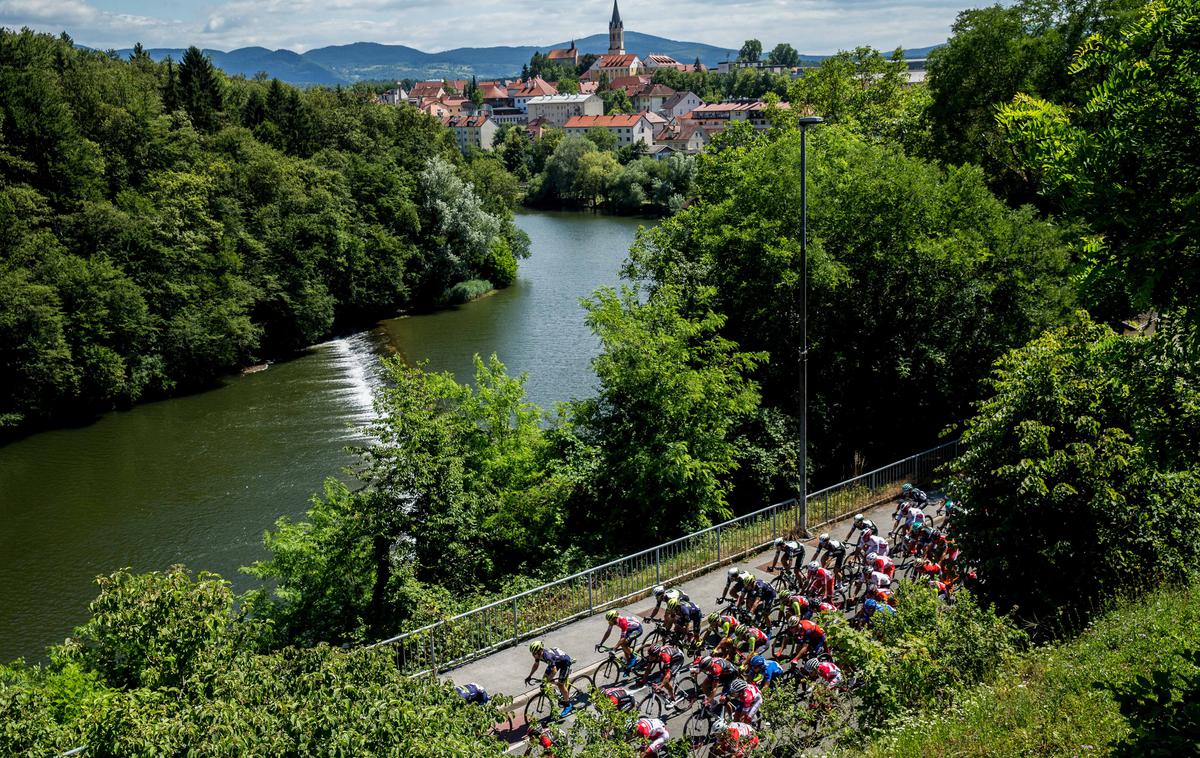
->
[0, 30, 527, 430]
[4, 0, 1200, 753]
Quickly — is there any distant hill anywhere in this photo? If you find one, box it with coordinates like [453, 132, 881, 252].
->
[116, 34, 943, 86]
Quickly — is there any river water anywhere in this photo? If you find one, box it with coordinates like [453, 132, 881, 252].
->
[0, 211, 646, 663]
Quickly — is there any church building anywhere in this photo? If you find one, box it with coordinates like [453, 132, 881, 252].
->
[585, 1, 642, 80]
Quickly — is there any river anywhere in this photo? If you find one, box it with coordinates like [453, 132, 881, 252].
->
[0, 210, 647, 663]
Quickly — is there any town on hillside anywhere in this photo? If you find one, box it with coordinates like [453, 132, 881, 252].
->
[373, 1, 925, 154]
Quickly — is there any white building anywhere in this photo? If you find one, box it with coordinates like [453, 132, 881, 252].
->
[563, 113, 660, 146]
[443, 115, 499, 151]
[525, 94, 604, 127]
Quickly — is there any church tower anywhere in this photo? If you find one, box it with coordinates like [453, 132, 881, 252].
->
[608, 0, 625, 55]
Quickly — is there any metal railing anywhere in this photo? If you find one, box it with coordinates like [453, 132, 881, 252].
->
[371, 439, 960, 675]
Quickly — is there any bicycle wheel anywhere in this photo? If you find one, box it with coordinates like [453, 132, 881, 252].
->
[595, 658, 623, 685]
[639, 627, 670, 654]
[569, 673, 595, 701]
[684, 710, 716, 747]
[769, 575, 791, 595]
[524, 692, 552, 725]
[675, 673, 702, 708]
[638, 690, 665, 719]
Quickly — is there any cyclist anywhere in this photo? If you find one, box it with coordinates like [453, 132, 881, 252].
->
[865, 584, 896, 608]
[793, 618, 826, 659]
[730, 570, 759, 611]
[742, 574, 778, 620]
[526, 725, 560, 757]
[733, 624, 769, 662]
[812, 533, 848, 573]
[644, 643, 687, 700]
[648, 584, 691, 620]
[707, 611, 740, 641]
[767, 536, 806, 573]
[745, 655, 784, 690]
[721, 679, 763, 724]
[860, 566, 892, 600]
[717, 722, 759, 756]
[803, 657, 843, 688]
[899, 482, 929, 506]
[455, 682, 489, 705]
[866, 551, 895, 579]
[665, 597, 703, 642]
[929, 578, 952, 601]
[598, 610, 642, 670]
[601, 684, 638, 712]
[632, 716, 670, 756]
[719, 567, 754, 604]
[526, 641, 575, 715]
[861, 528, 889, 558]
[698, 655, 741, 696]
[776, 592, 811, 626]
[845, 514, 878, 544]
[853, 597, 896, 627]
[804, 561, 836, 602]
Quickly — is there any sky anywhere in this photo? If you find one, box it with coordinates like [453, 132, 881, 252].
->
[0, 0, 987, 54]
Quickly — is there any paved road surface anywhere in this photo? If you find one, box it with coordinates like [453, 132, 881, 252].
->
[441, 495, 908, 751]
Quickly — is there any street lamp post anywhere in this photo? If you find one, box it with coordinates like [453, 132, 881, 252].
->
[796, 115, 823, 535]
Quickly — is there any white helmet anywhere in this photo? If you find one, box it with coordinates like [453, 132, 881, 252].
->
[652, 584, 666, 597]
[727, 567, 740, 578]
[866, 552, 879, 563]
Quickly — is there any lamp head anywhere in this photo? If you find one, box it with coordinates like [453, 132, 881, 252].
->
[797, 116, 824, 127]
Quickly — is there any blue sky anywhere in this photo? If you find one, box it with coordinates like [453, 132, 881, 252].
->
[0, 0, 990, 53]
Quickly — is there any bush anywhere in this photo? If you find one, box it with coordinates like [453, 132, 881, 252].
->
[443, 279, 494, 305]
[949, 313, 1200, 626]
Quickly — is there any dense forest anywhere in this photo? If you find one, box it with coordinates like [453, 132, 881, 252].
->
[0, 32, 527, 431]
[3, 0, 1200, 752]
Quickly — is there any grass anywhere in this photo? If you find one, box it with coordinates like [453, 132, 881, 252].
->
[443, 279, 494, 305]
[848, 580, 1200, 757]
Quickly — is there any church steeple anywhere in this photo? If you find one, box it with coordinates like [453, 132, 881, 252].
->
[608, 0, 625, 55]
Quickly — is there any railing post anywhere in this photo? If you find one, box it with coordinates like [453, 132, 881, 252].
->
[716, 525, 722, 562]
[655, 548, 661, 584]
[430, 634, 436, 674]
[801, 495, 808, 536]
[772, 507, 778, 538]
[512, 598, 519, 644]
[588, 572, 594, 614]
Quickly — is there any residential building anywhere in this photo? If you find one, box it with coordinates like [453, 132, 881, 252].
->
[578, 80, 600, 94]
[526, 93, 604, 126]
[715, 60, 798, 76]
[653, 122, 709, 153]
[526, 116, 552, 140]
[661, 91, 703, 119]
[421, 100, 450, 118]
[563, 113, 658, 146]
[546, 42, 579, 67]
[509, 76, 558, 111]
[480, 83, 511, 106]
[905, 58, 927, 87]
[443, 115, 498, 151]
[605, 74, 652, 97]
[632, 83, 676, 113]
[683, 100, 788, 130]
[409, 81, 446, 103]
[489, 107, 528, 125]
[643, 54, 681, 70]
[378, 85, 408, 105]
[586, 53, 642, 81]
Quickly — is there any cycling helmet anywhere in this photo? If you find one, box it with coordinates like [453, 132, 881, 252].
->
[647, 644, 664, 657]
[902, 483, 913, 493]
[853, 513, 865, 524]
[806, 561, 820, 573]
[728, 679, 749, 694]
[727, 567, 740, 578]
[605, 609, 618, 621]
[698, 655, 714, 671]
[749, 655, 766, 670]
[741, 572, 756, 586]
[804, 658, 820, 675]
[634, 719, 652, 738]
[666, 598, 681, 611]
[773, 537, 783, 546]
[818, 532, 830, 544]
[863, 599, 880, 613]
[866, 552, 879, 563]
[787, 615, 800, 627]
[529, 640, 544, 656]
[706, 612, 721, 625]
[652, 584, 666, 597]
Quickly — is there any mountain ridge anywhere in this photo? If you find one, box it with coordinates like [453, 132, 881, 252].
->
[115, 33, 943, 86]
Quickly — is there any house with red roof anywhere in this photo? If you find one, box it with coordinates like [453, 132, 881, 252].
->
[546, 42, 579, 66]
[563, 113, 659, 146]
[408, 81, 446, 103]
[632, 83, 676, 113]
[509, 76, 558, 111]
[442, 114, 498, 151]
[585, 53, 642, 81]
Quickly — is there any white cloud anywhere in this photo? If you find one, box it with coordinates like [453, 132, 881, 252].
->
[0, 0, 977, 54]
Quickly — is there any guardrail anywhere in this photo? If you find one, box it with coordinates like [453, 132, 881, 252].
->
[371, 439, 960, 675]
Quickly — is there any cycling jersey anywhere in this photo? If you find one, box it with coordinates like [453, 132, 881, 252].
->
[653, 587, 690, 612]
[455, 682, 489, 704]
[723, 722, 759, 751]
[749, 659, 784, 689]
[612, 615, 643, 639]
[783, 593, 810, 618]
[603, 686, 637, 711]
[713, 614, 740, 638]
[749, 579, 777, 603]
[798, 620, 826, 651]
[540, 648, 573, 681]
[738, 627, 769, 650]
[673, 600, 703, 632]
[870, 554, 896, 578]
[732, 683, 763, 720]
[866, 570, 891, 590]
[850, 518, 877, 536]
[652, 645, 686, 669]
[816, 661, 842, 687]
[706, 658, 740, 685]
[808, 567, 835, 600]
[864, 534, 889, 556]
[635, 717, 669, 753]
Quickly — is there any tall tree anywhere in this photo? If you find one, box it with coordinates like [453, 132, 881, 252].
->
[177, 46, 223, 131]
[738, 39, 763, 62]
[767, 42, 801, 67]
